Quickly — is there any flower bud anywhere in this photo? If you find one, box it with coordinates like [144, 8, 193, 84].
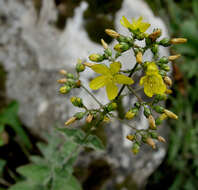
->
[86, 114, 93, 123]
[101, 38, 108, 49]
[74, 112, 86, 120]
[168, 54, 181, 61]
[159, 38, 170, 47]
[105, 29, 120, 38]
[114, 42, 130, 53]
[155, 118, 162, 126]
[104, 48, 112, 57]
[103, 115, 110, 123]
[59, 69, 67, 75]
[57, 78, 67, 84]
[107, 102, 117, 112]
[125, 108, 138, 120]
[134, 102, 141, 109]
[126, 134, 135, 141]
[150, 132, 158, 139]
[153, 105, 164, 114]
[164, 109, 178, 119]
[76, 63, 85, 72]
[170, 38, 187, 44]
[157, 136, 166, 143]
[70, 97, 83, 108]
[151, 44, 159, 55]
[132, 142, 140, 155]
[89, 54, 104, 62]
[83, 62, 95, 67]
[148, 115, 156, 130]
[159, 70, 167, 76]
[149, 29, 162, 41]
[165, 88, 172, 94]
[164, 76, 172, 86]
[161, 64, 170, 71]
[146, 137, 156, 149]
[144, 107, 151, 118]
[158, 56, 169, 64]
[67, 73, 75, 79]
[159, 113, 168, 121]
[136, 52, 142, 64]
[153, 94, 167, 103]
[65, 116, 77, 126]
[59, 85, 70, 94]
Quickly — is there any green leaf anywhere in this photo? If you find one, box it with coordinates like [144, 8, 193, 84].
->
[17, 164, 50, 184]
[9, 182, 44, 190]
[0, 101, 32, 148]
[58, 128, 85, 144]
[85, 135, 105, 150]
[52, 169, 82, 190]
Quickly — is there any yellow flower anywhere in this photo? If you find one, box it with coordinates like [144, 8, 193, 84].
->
[120, 16, 150, 33]
[89, 62, 134, 100]
[140, 62, 166, 97]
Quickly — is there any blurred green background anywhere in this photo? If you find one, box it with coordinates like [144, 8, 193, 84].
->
[0, 0, 198, 189]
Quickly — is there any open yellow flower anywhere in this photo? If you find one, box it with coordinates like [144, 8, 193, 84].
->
[89, 62, 134, 100]
[140, 62, 166, 97]
[120, 16, 150, 33]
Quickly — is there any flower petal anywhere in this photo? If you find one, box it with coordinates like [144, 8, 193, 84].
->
[90, 64, 110, 75]
[106, 82, 118, 100]
[114, 74, 134, 84]
[110, 62, 121, 74]
[89, 75, 107, 90]
[120, 16, 131, 28]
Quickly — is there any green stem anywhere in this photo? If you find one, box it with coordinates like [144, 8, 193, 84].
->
[116, 62, 139, 99]
[127, 85, 144, 103]
[81, 84, 103, 108]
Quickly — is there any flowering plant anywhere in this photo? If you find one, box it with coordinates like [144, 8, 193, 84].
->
[58, 16, 187, 154]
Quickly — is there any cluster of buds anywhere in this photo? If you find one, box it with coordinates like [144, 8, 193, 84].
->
[57, 16, 187, 155]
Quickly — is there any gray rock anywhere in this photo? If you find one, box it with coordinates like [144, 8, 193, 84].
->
[0, 0, 169, 188]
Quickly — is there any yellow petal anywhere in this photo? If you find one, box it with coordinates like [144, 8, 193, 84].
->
[106, 82, 118, 100]
[90, 64, 110, 75]
[114, 74, 134, 84]
[89, 75, 107, 90]
[140, 76, 146, 86]
[140, 23, 150, 33]
[110, 62, 121, 74]
[120, 16, 131, 28]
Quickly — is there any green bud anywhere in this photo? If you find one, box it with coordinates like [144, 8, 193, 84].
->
[159, 38, 171, 47]
[132, 142, 140, 155]
[70, 97, 83, 107]
[155, 117, 162, 125]
[104, 48, 112, 57]
[153, 105, 164, 114]
[125, 108, 138, 120]
[150, 132, 158, 139]
[115, 52, 121, 58]
[158, 56, 169, 64]
[59, 85, 71, 94]
[114, 42, 130, 53]
[159, 70, 167, 76]
[136, 33, 145, 40]
[67, 79, 76, 86]
[107, 102, 117, 112]
[151, 44, 159, 55]
[117, 35, 127, 43]
[74, 112, 86, 120]
[153, 94, 167, 103]
[89, 54, 104, 62]
[161, 65, 170, 71]
[76, 63, 85, 72]
[134, 102, 141, 109]
[144, 106, 151, 118]
[141, 134, 149, 143]
[67, 73, 75, 79]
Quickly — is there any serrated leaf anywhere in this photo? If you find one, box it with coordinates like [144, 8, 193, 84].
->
[17, 164, 50, 184]
[58, 128, 85, 144]
[85, 135, 105, 150]
[52, 169, 82, 190]
[0, 101, 31, 148]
